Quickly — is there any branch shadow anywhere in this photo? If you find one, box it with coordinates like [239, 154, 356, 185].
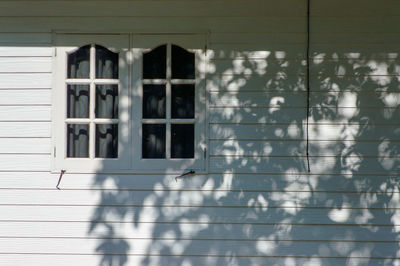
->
[88, 45, 400, 265]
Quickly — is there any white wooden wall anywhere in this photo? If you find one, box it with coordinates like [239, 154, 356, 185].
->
[0, 0, 400, 265]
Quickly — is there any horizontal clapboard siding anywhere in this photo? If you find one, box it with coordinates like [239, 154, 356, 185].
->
[0, 238, 399, 257]
[0, 90, 51, 105]
[0, 138, 50, 154]
[0, 57, 51, 73]
[0, 73, 52, 88]
[0, 256, 396, 266]
[209, 107, 400, 124]
[0, 106, 51, 121]
[0, 0, 399, 265]
[0, 172, 396, 191]
[1, 205, 396, 225]
[0, 0, 306, 17]
[1, 222, 398, 241]
[0, 122, 50, 137]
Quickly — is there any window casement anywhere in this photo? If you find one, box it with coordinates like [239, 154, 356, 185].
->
[53, 34, 207, 173]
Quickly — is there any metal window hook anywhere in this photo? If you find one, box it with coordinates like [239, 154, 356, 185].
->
[56, 169, 66, 190]
[175, 170, 195, 182]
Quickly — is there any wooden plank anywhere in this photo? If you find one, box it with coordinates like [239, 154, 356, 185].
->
[0, 73, 51, 89]
[0, 17, 305, 33]
[209, 107, 400, 124]
[210, 91, 306, 107]
[210, 124, 400, 140]
[0, 255, 102, 266]
[0, 47, 52, 57]
[0, 254, 391, 266]
[210, 156, 400, 175]
[0, 90, 51, 105]
[211, 59, 304, 76]
[207, 76, 304, 92]
[0, 236, 398, 257]
[0, 122, 50, 137]
[210, 32, 306, 45]
[311, 44, 400, 54]
[312, 17, 400, 34]
[209, 44, 305, 60]
[211, 32, 400, 45]
[312, 0, 400, 17]
[0, 57, 52, 73]
[210, 140, 397, 157]
[0, 205, 398, 225]
[0, 190, 398, 209]
[1, 221, 398, 242]
[0, 33, 51, 44]
[0, 138, 50, 154]
[0, 172, 394, 192]
[0, 154, 50, 171]
[0, 0, 305, 17]
[312, 33, 400, 44]
[0, 106, 51, 121]
[211, 58, 400, 77]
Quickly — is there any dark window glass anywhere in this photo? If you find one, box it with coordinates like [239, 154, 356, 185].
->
[95, 124, 118, 158]
[96, 85, 118, 118]
[143, 45, 166, 79]
[95, 45, 119, 79]
[68, 45, 90, 79]
[171, 84, 194, 118]
[67, 124, 89, 158]
[171, 124, 194, 158]
[171, 45, 195, 79]
[142, 124, 166, 158]
[67, 85, 89, 118]
[143, 85, 166, 118]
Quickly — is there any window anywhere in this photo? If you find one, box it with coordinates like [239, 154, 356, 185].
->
[53, 34, 206, 173]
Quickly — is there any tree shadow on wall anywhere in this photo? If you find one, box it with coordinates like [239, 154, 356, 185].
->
[88, 47, 400, 265]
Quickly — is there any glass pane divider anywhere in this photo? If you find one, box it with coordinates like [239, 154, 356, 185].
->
[170, 79, 196, 84]
[66, 79, 91, 84]
[94, 79, 119, 84]
[89, 45, 96, 159]
[142, 79, 167, 85]
[93, 119, 119, 124]
[165, 43, 172, 159]
[65, 118, 91, 123]
[169, 119, 195, 124]
[142, 119, 166, 124]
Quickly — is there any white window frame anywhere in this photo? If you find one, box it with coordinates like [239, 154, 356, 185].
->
[52, 33, 208, 174]
[131, 34, 207, 172]
[53, 34, 131, 173]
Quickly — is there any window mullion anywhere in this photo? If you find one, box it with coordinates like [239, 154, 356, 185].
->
[165, 43, 172, 159]
[89, 44, 96, 159]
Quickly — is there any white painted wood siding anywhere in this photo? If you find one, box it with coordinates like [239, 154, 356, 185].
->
[0, 0, 399, 265]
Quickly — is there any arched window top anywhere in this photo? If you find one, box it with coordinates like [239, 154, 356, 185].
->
[142, 44, 195, 80]
[171, 44, 195, 79]
[67, 44, 119, 79]
[143, 44, 167, 79]
[95, 45, 119, 79]
[68, 45, 90, 79]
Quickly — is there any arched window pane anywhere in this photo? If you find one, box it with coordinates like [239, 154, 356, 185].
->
[95, 45, 119, 79]
[68, 45, 90, 78]
[171, 45, 194, 79]
[143, 45, 166, 79]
